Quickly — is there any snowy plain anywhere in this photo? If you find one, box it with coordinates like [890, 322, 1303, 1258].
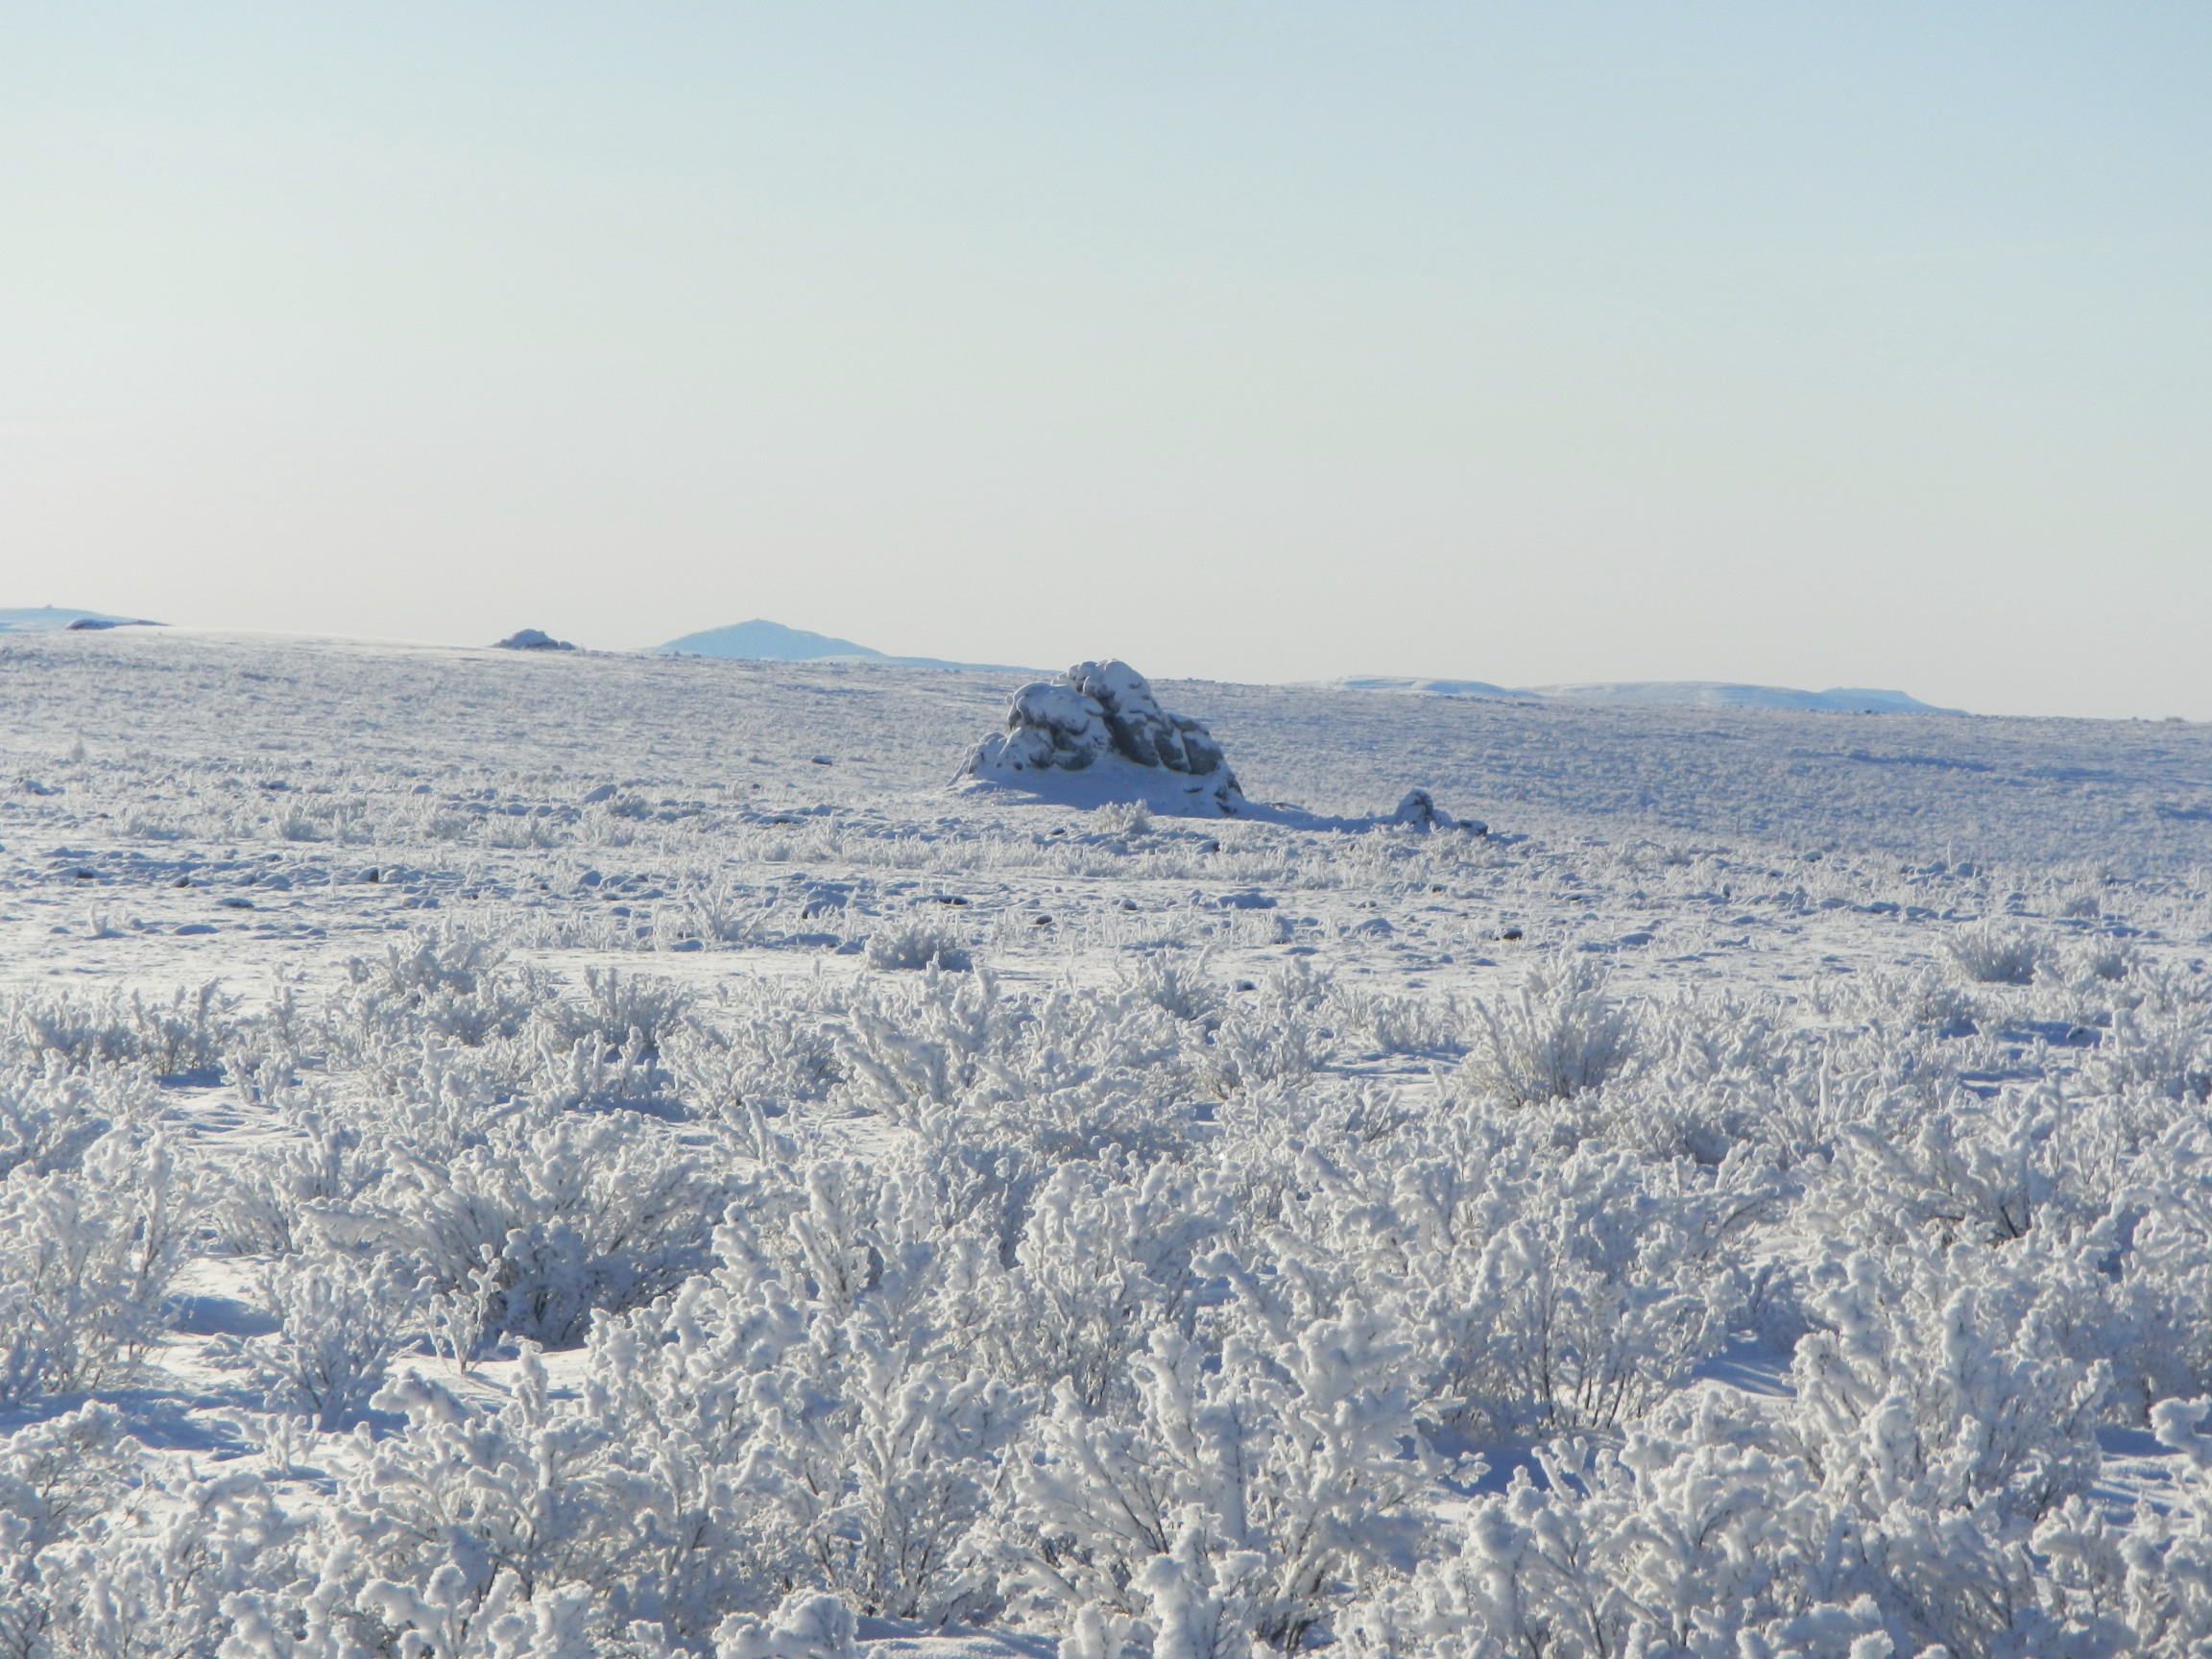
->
[3, 626, 2212, 1658]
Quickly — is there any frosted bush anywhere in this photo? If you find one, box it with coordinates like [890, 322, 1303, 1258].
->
[2114, 1396, 2212, 1655]
[1, 981, 235, 1074]
[1325, 981, 1459, 1056]
[215, 1109, 379, 1256]
[374, 1106, 726, 1351]
[1456, 954, 1637, 1105]
[301, 1355, 652, 1647]
[1198, 963, 1338, 1094]
[0, 1404, 145, 1654]
[336, 931, 543, 1046]
[864, 922, 973, 973]
[1117, 951, 1224, 1027]
[28, 1458, 294, 1659]
[2087, 999, 2212, 1101]
[1346, 1244, 2110, 1659]
[962, 1154, 1232, 1408]
[670, 875, 775, 947]
[0, 1130, 190, 1406]
[1006, 1301, 1440, 1653]
[226, 1246, 425, 1428]
[666, 1001, 845, 1116]
[1254, 1111, 1759, 1436]
[551, 964, 694, 1057]
[1092, 801, 1152, 837]
[1945, 920, 2045, 985]
[836, 973, 1196, 1177]
[0, 1055, 144, 1179]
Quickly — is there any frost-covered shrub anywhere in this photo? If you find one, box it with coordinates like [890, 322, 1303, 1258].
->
[713, 1591, 862, 1659]
[0, 1404, 145, 1654]
[0, 1130, 190, 1407]
[0, 981, 235, 1074]
[1092, 800, 1152, 837]
[1005, 1301, 1440, 1654]
[666, 998, 845, 1116]
[227, 1247, 425, 1428]
[864, 923, 973, 973]
[286, 1156, 1026, 1645]
[1784, 1248, 2105, 1537]
[2114, 1396, 2212, 1656]
[1197, 964, 1337, 1096]
[1945, 920, 2045, 985]
[0, 1055, 143, 1179]
[1118, 952, 1224, 1029]
[837, 972, 1196, 1179]
[213, 1110, 381, 1257]
[2087, 998, 2212, 1102]
[30, 1462, 295, 1659]
[961, 1154, 1232, 1409]
[1325, 981, 1459, 1057]
[292, 1355, 652, 1650]
[1346, 1242, 2109, 1659]
[375, 1106, 726, 1350]
[1252, 1110, 1759, 1436]
[335, 929, 543, 1046]
[1456, 954, 1637, 1105]
[548, 964, 694, 1057]
[667, 875, 775, 948]
[711, 1158, 1035, 1622]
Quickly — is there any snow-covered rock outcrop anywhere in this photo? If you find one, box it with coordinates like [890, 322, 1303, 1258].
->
[962, 661, 1248, 816]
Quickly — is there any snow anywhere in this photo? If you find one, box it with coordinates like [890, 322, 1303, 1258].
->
[2, 625, 2211, 1656]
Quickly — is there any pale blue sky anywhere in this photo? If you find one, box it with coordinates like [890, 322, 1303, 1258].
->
[4, 5, 2207, 716]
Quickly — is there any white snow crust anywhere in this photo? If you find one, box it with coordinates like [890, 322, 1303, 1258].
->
[0, 626, 2209, 1658]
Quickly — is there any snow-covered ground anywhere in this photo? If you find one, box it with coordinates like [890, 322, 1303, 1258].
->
[3, 627, 2211, 1658]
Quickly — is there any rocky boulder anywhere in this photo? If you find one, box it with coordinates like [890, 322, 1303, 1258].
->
[963, 660, 1247, 815]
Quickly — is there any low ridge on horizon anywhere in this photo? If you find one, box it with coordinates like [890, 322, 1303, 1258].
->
[0, 605, 162, 634]
[1341, 675, 1963, 715]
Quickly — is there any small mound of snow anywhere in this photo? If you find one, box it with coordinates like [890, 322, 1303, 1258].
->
[495, 628, 575, 651]
[962, 660, 1248, 817]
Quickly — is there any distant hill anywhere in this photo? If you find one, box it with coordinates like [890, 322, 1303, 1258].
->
[655, 618, 1033, 674]
[1337, 676, 1542, 702]
[659, 619, 878, 661]
[0, 606, 161, 634]
[1338, 676, 1961, 715]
